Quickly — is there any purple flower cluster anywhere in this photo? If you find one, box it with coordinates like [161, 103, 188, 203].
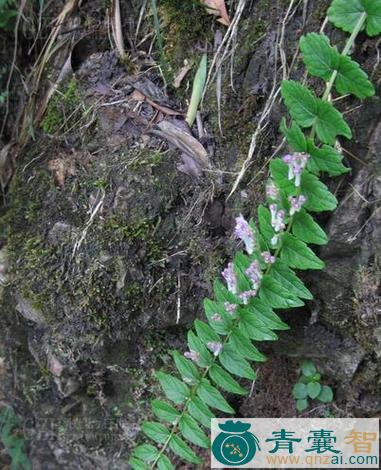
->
[207, 342, 223, 356]
[269, 204, 286, 232]
[234, 214, 255, 254]
[246, 260, 262, 290]
[282, 152, 309, 187]
[184, 350, 200, 362]
[238, 290, 258, 304]
[262, 251, 276, 264]
[224, 302, 237, 315]
[288, 195, 307, 215]
[269, 203, 286, 246]
[222, 262, 237, 294]
[266, 180, 279, 200]
[211, 313, 222, 322]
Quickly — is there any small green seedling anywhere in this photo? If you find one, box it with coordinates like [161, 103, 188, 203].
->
[292, 359, 333, 412]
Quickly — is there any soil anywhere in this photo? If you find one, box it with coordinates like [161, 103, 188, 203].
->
[0, 0, 380, 468]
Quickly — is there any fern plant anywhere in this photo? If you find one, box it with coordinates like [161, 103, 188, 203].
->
[129, 1, 381, 468]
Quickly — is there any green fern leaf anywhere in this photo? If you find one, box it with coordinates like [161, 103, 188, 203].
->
[229, 328, 267, 362]
[328, 0, 381, 36]
[259, 275, 305, 308]
[219, 344, 257, 380]
[179, 414, 210, 448]
[172, 351, 200, 383]
[142, 422, 170, 444]
[300, 33, 375, 98]
[271, 260, 313, 300]
[281, 233, 325, 270]
[197, 379, 235, 413]
[151, 400, 180, 424]
[156, 372, 190, 405]
[157, 454, 174, 470]
[188, 397, 215, 428]
[281, 80, 351, 144]
[169, 435, 202, 464]
[292, 210, 329, 245]
[209, 363, 248, 394]
[133, 444, 159, 463]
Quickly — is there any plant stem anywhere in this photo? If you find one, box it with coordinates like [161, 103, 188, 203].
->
[151, 10, 368, 468]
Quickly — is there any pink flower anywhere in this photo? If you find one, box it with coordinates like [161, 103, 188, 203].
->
[224, 302, 237, 315]
[282, 153, 309, 187]
[184, 350, 200, 362]
[234, 214, 255, 254]
[288, 195, 307, 215]
[266, 180, 279, 200]
[239, 289, 258, 304]
[262, 251, 276, 264]
[222, 262, 238, 294]
[246, 261, 262, 289]
[269, 204, 286, 232]
[211, 313, 222, 322]
[207, 342, 223, 356]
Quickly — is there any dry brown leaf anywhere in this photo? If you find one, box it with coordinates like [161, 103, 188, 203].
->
[150, 120, 210, 170]
[201, 0, 230, 26]
[48, 157, 76, 188]
[131, 90, 182, 116]
[173, 60, 193, 88]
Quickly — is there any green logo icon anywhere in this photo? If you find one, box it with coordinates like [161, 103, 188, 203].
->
[212, 420, 260, 466]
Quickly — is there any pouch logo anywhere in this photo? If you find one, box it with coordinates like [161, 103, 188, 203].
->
[212, 420, 260, 466]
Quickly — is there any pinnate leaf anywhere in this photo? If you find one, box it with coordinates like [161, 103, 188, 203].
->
[187, 331, 212, 367]
[156, 372, 189, 405]
[292, 210, 329, 246]
[209, 364, 248, 395]
[129, 456, 150, 470]
[271, 260, 313, 300]
[301, 171, 337, 212]
[133, 444, 159, 462]
[188, 397, 215, 428]
[281, 233, 325, 270]
[258, 205, 275, 244]
[194, 319, 221, 345]
[152, 400, 180, 424]
[197, 379, 235, 413]
[179, 414, 210, 448]
[172, 351, 200, 383]
[259, 275, 304, 309]
[142, 422, 170, 444]
[248, 298, 290, 330]
[300, 33, 374, 99]
[281, 80, 351, 144]
[157, 454, 174, 470]
[229, 328, 267, 361]
[219, 344, 257, 380]
[169, 435, 202, 464]
[328, 0, 381, 36]
[239, 312, 279, 341]
[203, 298, 232, 334]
